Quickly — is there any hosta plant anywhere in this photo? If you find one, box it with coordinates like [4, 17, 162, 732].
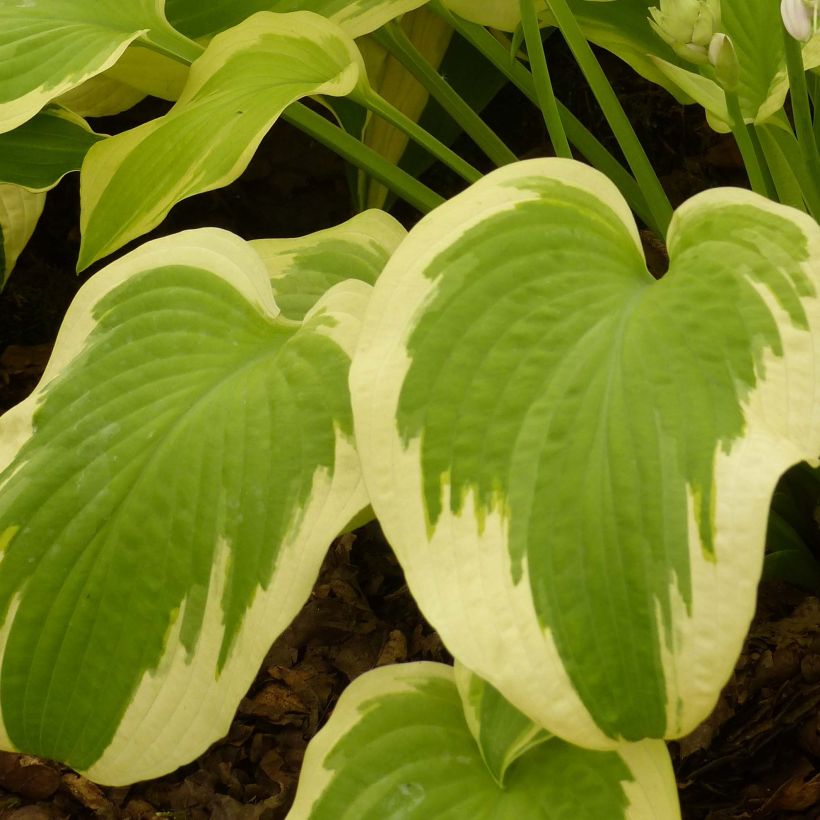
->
[1, 0, 820, 816]
[0, 157, 818, 816]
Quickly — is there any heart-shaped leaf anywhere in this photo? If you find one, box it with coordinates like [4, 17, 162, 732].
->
[0, 0, 198, 134]
[0, 184, 46, 287]
[288, 662, 681, 818]
[0, 228, 370, 783]
[78, 11, 366, 269]
[351, 158, 820, 748]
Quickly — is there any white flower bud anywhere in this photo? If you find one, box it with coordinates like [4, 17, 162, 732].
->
[781, 0, 818, 42]
[708, 32, 739, 91]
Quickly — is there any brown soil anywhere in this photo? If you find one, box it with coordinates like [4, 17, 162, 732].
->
[0, 38, 818, 820]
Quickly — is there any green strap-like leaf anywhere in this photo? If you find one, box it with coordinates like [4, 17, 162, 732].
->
[166, 0, 429, 40]
[0, 108, 104, 192]
[0, 228, 369, 783]
[288, 662, 681, 819]
[251, 210, 406, 321]
[78, 11, 367, 269]
[0, 184, 46, 287]
[351, 158, 820, 748]
[0, 0, 197, 134]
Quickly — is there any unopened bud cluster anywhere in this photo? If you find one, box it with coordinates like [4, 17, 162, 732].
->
[648, 0, 738, 89]
[648, 0, 721, 65]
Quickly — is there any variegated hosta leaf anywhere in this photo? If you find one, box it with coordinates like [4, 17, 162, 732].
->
[250, 210, 406, 321]
[166, 0, 429, 40]
[288, 662, 681, 819]
[78, 11, 366, 270]
[0, 0, 198, 134]
[351, 158, 820, 748]
[0, 228, 369, 784]
[0, 108, 104, 193]
[0, 184, 46, 287]
[453, 661, 551, 785]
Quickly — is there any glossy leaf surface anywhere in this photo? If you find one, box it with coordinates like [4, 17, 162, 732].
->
[351, 158, 820, 747]
[0, 228, 369, 783]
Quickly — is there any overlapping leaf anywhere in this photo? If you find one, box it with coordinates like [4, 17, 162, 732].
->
[351, 158, 820, 748]
[0, 228, 370, 783]
[0, 0, 197, 133]
[55, 46, 188, 117]
[0, 185, 46, 286]
[251, 210, 406, 321]
[0, 108, 104, 192]
[78, 11, 367, 269]
[453, 662, 551, 784]
[288, 662, 681, 818]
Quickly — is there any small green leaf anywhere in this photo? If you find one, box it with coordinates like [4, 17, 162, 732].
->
[289, 662, 681, 819]
[79, 11, 367, 269]
[351, 158, 820, 748]
[0, 227, 369, 783]
[0, 108, 104, 192]
[0, 184, 46, 287]
[251, 210, 406, 321]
